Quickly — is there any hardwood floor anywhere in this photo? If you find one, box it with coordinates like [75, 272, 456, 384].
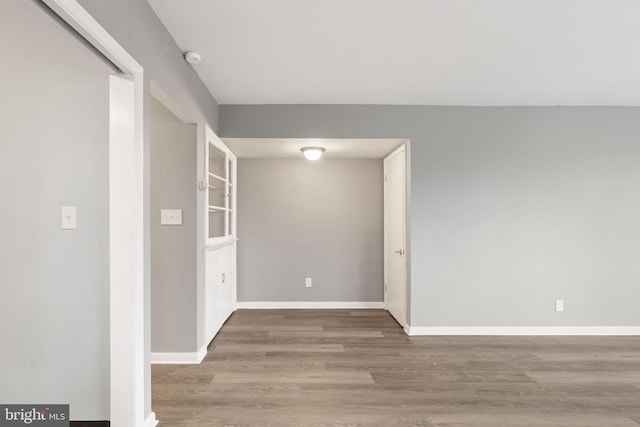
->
[152, 309, 640, 426]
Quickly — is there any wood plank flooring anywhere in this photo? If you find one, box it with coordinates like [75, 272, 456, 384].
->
[152, 309, 640, 426]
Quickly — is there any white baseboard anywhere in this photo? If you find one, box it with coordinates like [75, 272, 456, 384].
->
[150, 342, 207, 364]
[144, 412, 159, 427]
[237, 301, 385, 309]
[405, 325, 640, 336]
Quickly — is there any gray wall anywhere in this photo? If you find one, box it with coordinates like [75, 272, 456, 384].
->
[150, 97, 197, 352]
[221, 105, 640, 327]
[0, 0, 115, 419]
[78, 0, 221, 416]
[237, 159, 383, 302]
[78, 0, 219, 131]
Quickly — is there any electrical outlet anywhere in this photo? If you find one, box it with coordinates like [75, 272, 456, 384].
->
[305, 278, 312, 288]
[555, 299, 564, 312]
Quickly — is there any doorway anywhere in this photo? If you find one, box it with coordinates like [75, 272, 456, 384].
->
[222, 138, 410, 325]
[39, 1, 147, 425]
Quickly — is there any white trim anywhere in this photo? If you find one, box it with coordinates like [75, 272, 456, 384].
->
[405, 325, 640, 336]
[205, 238, 238, 252]
[150, 343, 208, 364]
[143, 412, 159, 427]
[196, 123, 206, 369]
[237, 301, 385, 309]
[42, 0, 142, 74]
[108, 74, 140, 427]
[42, 2, 146, 426]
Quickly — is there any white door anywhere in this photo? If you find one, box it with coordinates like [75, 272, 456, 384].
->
[205, 249, 221, 343]
[219, 245, 235, 322]
[384, 145, 407, 326]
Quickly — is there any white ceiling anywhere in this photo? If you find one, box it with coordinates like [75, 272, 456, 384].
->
[148, 0, 640, 106]
[222, 138, 406, 159]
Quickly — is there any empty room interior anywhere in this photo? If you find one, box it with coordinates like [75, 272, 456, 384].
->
[1, 0, 639, 426]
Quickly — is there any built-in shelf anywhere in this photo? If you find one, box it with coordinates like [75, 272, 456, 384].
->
[202, 126, 237, 350]
[206, 135, 236, 242]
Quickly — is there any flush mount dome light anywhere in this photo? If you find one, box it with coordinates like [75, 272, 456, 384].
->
[301, 146, 325, 160]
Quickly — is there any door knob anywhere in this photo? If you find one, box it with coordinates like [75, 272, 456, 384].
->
[394, 249, 404, 256]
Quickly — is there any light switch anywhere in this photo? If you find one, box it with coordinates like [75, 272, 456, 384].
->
[61, 206, 77, 229]
[161, 209, 183, 225]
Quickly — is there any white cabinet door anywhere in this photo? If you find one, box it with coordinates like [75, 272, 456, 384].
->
[219, 245, 235, 322]
[205, 249, 221, 343]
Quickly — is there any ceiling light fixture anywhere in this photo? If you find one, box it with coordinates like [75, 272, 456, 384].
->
[301, 146, 325, 161]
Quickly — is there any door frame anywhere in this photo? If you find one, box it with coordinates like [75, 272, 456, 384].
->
[42, 1, 149, 425]
[383, 143, 409, 329]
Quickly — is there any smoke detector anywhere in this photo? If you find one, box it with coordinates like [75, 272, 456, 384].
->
[184, 51, 202, 65]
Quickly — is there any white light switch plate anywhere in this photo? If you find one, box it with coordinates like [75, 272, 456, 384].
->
[161, 209, 183, 225]
[61, 206, 77, 229]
